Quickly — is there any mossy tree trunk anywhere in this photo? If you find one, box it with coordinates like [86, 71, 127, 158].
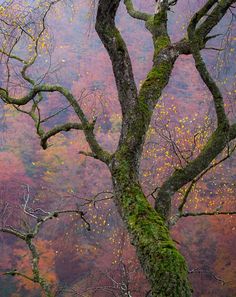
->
[95, 1, 236, 296]
[110, 153, 192, 296]
[95, 1, 193, 295]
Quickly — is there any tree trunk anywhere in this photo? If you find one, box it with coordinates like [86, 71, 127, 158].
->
[110, 158, 192, 297]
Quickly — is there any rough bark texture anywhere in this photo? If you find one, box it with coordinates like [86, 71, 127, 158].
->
[110, 154, 192, 296]
[95, 1, 235, 296]
[96, 1, 193, 295]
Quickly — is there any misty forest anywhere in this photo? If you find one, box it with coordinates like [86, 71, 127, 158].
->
[0, 0, 236, 296]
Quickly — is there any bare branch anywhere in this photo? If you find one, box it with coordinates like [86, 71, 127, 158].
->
[95, 0, 138, 117]
[40, 122, 83, 149]
[167, 144, 236, 226]
[41, 103, 72, 123]
[177, 181, 195, 215]
[181, 211, 236, 218]
[155, 124, 236, 220]
[78, 150, 98, 159]
[196, 0, 236, 41]
[179, 144, 235, 213]
[0, 83, 111, 163]
[0, 48, 26, 63]
[189, 267, 226, 284]
[124, 0, 151, 21]
[168, 0, 178, 6]
[22, 184, 39, 219]
[77, 191, 114, 209]
[187, 2, 232, 127]
[0, 226, 26, 240]
[19, 0, 58, 85]
[3, 270, 35, 282]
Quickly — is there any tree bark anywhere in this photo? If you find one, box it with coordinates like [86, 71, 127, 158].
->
[110, 156, 192, 297]
[96, 1, 193, 295]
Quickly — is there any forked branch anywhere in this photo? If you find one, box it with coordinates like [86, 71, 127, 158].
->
[155, 1, 236, 220]
[168, 144, 236, 226]
[187, 0, 235, 127]
[0, 0, 111, 164]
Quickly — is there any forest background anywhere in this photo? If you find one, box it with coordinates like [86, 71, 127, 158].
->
[0, 0, 235, 296]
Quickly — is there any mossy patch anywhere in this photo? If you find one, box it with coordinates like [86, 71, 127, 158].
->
[154, 35, 170, 56]
[112, 178, 192, 297]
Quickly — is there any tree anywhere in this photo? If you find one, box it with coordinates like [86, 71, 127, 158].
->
[0, 0, 236, 296]
[0, 184, 90, 297]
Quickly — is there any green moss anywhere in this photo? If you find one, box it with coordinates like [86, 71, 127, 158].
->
[138, 62, 172, 108]
[111, 157, 192, 295]
[0, 88, 7, 98]
[113, 146, 133, 185]
[148, 63, 172, 85]
[200, 127, 227, 154]
[145, 15, 155, 32]
[154, 35, 170, 56]
[149, 66, 164, 84]
[137, 100, 151, 118]
[145, 11, 168, 38]
[153, 10, 167, 26]
[147, 67, 160, 82]
[117, 183, 191, 296]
